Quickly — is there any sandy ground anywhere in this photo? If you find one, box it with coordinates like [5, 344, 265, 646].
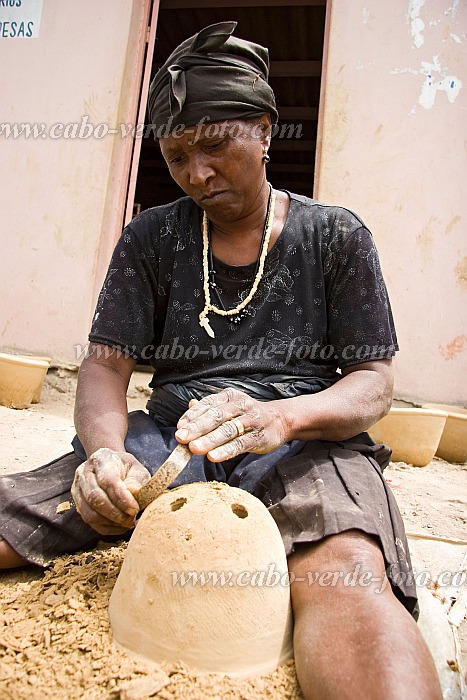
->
[0, 368, 466, 698]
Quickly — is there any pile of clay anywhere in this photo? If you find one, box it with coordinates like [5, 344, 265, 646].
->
[110, 481, 294, 678]
[0, 545, 302, 699]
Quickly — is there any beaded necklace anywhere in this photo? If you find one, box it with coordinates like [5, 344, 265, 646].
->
[199, 185, 275, 338]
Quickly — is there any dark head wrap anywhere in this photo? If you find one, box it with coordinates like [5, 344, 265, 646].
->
[148, 21, 278, 134]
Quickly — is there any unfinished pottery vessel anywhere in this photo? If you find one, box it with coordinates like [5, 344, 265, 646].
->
[0, 353, 50, 409]
[109, 481, 293, 677]
[422, 403, 467, 464]
[368, 407, 448, 467]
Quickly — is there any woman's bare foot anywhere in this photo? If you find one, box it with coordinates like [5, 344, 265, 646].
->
[0, 538, 28, 569]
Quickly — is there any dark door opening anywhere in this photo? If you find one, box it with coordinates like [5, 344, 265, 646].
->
[133, 0, 327, 212]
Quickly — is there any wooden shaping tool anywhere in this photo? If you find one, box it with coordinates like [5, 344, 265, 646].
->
[135, 443, 192, 511]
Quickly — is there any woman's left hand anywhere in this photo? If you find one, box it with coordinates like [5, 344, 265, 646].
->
[174, 388, 290, 461]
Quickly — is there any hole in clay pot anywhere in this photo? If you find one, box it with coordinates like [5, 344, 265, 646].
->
[171, 497, 187, 512]
[231, 504, 248, 519]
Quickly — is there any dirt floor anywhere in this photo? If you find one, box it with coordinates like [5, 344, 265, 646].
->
[0, 368, 466, 699]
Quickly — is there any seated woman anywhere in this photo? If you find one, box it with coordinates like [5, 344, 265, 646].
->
[0, 22, 441, 700]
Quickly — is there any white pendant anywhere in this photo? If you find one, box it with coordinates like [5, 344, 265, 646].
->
[200, 315, 215, 338]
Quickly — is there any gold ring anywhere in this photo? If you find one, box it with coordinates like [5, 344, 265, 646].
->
[231, 417, 245, 437]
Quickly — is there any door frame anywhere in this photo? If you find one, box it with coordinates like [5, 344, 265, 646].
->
[124, 0, 161, 227]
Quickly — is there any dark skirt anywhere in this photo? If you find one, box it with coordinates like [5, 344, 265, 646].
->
[0, 410, 418, 618]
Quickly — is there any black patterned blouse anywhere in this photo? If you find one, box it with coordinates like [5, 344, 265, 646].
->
[89, 192, 398, 394]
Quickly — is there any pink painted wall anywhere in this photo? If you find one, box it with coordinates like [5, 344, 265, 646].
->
[0, 0, 151, 364]
[2, 0, 465, 407]
[315, 0, 466, 406]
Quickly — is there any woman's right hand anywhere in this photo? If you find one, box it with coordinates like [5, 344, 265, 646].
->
[71, 448, 151, 535]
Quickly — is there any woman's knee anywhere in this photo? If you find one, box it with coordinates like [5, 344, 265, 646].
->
[288, 530, 390, 609]
[0, 538, 28, 569]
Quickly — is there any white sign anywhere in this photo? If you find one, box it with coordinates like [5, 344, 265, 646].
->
[0, 0, 43, 39]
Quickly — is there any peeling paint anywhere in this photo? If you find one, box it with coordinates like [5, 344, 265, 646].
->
[450, 33, 462, 44]
[408, 0, 426, 48]
[390, 52, 463, 110]
[439, 335, 467, 361]
[390, 67, 419, 75]
[446, 0, 460, 20]
[362, 7, 369, 24]
[412, 17, 425, 48]
[419, 55, 463, 108]
[420, 73, 463, 108]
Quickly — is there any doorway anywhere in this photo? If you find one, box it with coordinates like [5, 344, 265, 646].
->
[131, 0, 327, 213]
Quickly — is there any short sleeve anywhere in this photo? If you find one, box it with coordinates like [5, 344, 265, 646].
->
[325, 226, 398, 368]
[89, 225, 158, 359]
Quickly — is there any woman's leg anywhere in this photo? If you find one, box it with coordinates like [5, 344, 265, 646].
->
[289, 530, 442, 700]
[0, 537, 28, 569]
[0, 452, 94, 570]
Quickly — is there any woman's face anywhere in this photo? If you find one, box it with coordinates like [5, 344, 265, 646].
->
[159, 116, 271, 221]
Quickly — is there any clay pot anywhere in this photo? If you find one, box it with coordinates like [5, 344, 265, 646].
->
[0, 353, 50, 409]
[422, 403, 467, 464]
[109, 481, 293, 677]
[368, 407, 448, 467]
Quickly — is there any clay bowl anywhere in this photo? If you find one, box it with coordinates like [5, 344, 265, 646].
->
[0, 353, 51, 409]
[422, 403, 467, 464]
[368, 408, 448, 467]
[109, 481, 293, 678]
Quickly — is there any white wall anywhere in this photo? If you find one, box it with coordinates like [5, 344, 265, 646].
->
[316, 0, 466, 406]
[0, 0, 150, 364]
